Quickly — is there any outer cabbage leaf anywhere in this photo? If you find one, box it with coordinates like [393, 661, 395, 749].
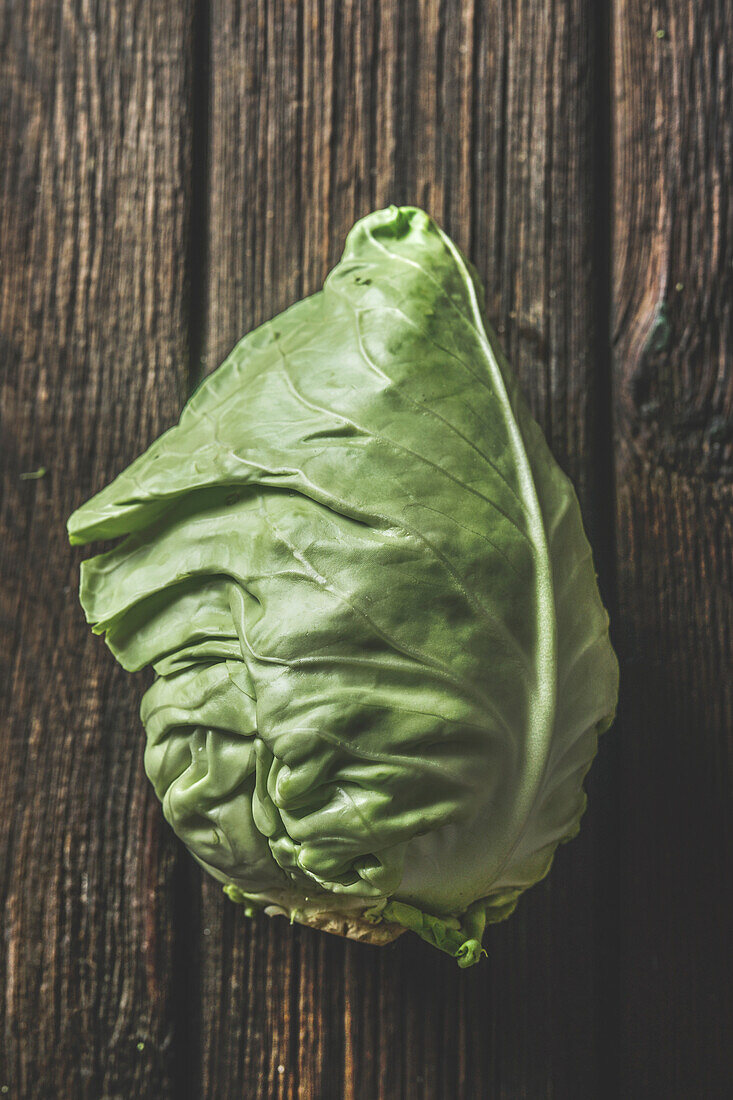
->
[68, 206, 618, 964]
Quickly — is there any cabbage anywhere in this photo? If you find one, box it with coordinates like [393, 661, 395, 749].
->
[68, 207, 618, 966]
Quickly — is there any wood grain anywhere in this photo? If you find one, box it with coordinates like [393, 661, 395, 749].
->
[0, 2, 194, 1096]
[613, 2, 733, 1095]
[4, 1, 732, 1097]
[200, 3, 614, 1097]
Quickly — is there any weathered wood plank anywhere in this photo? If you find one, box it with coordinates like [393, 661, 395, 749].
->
[200, 2, 614, 1097]
[0, 2, 194, 1096]
[612, 2, 733, 1094]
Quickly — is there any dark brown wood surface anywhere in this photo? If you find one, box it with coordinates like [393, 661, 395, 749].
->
[0, 2, 198, 1096]
[0, 2, 730, 1097]
[613, 2, 733, 1095]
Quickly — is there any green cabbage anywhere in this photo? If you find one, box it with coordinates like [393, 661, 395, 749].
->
[69, 207, 618, 966]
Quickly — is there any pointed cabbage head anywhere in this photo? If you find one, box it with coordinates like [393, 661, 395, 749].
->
[68, 207, 618, 966]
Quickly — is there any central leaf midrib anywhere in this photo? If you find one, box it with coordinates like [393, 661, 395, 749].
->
[433, 225, 558, 875]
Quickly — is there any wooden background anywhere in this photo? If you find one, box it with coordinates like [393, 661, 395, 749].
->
[1, 1, 732, 1096]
